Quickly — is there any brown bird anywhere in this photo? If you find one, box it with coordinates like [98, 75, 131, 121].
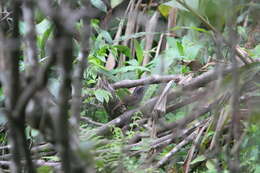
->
[122, 86, 146, 107]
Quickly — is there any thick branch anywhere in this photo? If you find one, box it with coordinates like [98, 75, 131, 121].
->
[112, 74, 182, 89]
[93, 109, 138, 136]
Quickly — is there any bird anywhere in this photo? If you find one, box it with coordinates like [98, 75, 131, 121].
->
[122, 86, 146, 107]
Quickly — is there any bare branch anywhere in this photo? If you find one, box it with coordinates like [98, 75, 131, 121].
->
[112, 74, 182, 89]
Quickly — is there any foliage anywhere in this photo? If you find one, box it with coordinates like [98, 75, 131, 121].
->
[0, 0, 259, 172]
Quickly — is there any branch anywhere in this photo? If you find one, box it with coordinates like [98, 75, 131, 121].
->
[112, 75, 182, 89]
[14, 56, 56, 117]
[95, 62, 259, 136]
[22, 0, 39, 74]
[166, 89, 206, 113]
[3, 0, 35, 172]
[54, 20, 73, 173]
[154, 130, 198, 168]
[93, 109, 138, 136]
[80, 117, 104, 126]
[71, 18, 90, 129]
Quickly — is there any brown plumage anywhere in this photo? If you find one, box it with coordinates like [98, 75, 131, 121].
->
[122, 86, 146, 107]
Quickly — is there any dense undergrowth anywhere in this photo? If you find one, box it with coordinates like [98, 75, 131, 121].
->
[0, 0, 260, 173]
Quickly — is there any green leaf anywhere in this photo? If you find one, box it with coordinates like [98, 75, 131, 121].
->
[35, 10, 45, 24]
[181, 65, 189, 73]
[176, 41, 184, 56]
[0, 88, 4, 101]
[39, 26, 53, 58]
[31, 129, 39, 138]
[37, 166, 53, 173]
[114, 45, 132, 57]
[127, 59, 139, 66]
[91, 19, 100, 29]
[249, 44, 260, 58]
[134, 40, 144, 65]
[160, 1, 187, 14]
[237, 26, 247, 40]
[90, 0, 107, 12]
[159, 0, 199, 14]
[199, 0, 231, 30]
[116, 32, 160, 42]
[111, 0, 123, 8]
[111, 66, 150, 75]
[94, 89, 112, 103]
[181, 36, 202, 60]
[100, 30, 113, 44]
[206, 160, 216, 171]
[190, 155, 206, 164]
[42, 156, 60, 162]
[36, 19, 51, 35]
[158, 4, 173, 17]
[19, 21, 26, 35]
[188, 26, 210, 33]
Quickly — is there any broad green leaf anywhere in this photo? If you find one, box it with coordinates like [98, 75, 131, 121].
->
[89, 57, 105, 68]
[134, 40, 144, 65]
[160, 1, 187, 12]
[185, 44, 202, 60]
[37, 166, 53, 173]
[159, 0, 200, 17]
[94, 89, 112, 103]
[158, 4, 172, 17]
[199, 0, 232, 30]
[39, 26, 53, 58]
[206, 160, 216, 171]
[249, 44, 260, 58]
[190, 155, 206, 164]
[100, 30, 113, 44]
[181, 36, 202, 60]
[36, 19, 51, 35]
[114, 45, 131, 57]
[90, 0, 107, 12]
[111, 0, 123, 8]
[31, 129, 39, 138]
[127, 59, 139, 66]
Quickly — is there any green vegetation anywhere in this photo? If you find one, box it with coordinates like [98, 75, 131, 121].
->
[0, 0, 259, 172]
